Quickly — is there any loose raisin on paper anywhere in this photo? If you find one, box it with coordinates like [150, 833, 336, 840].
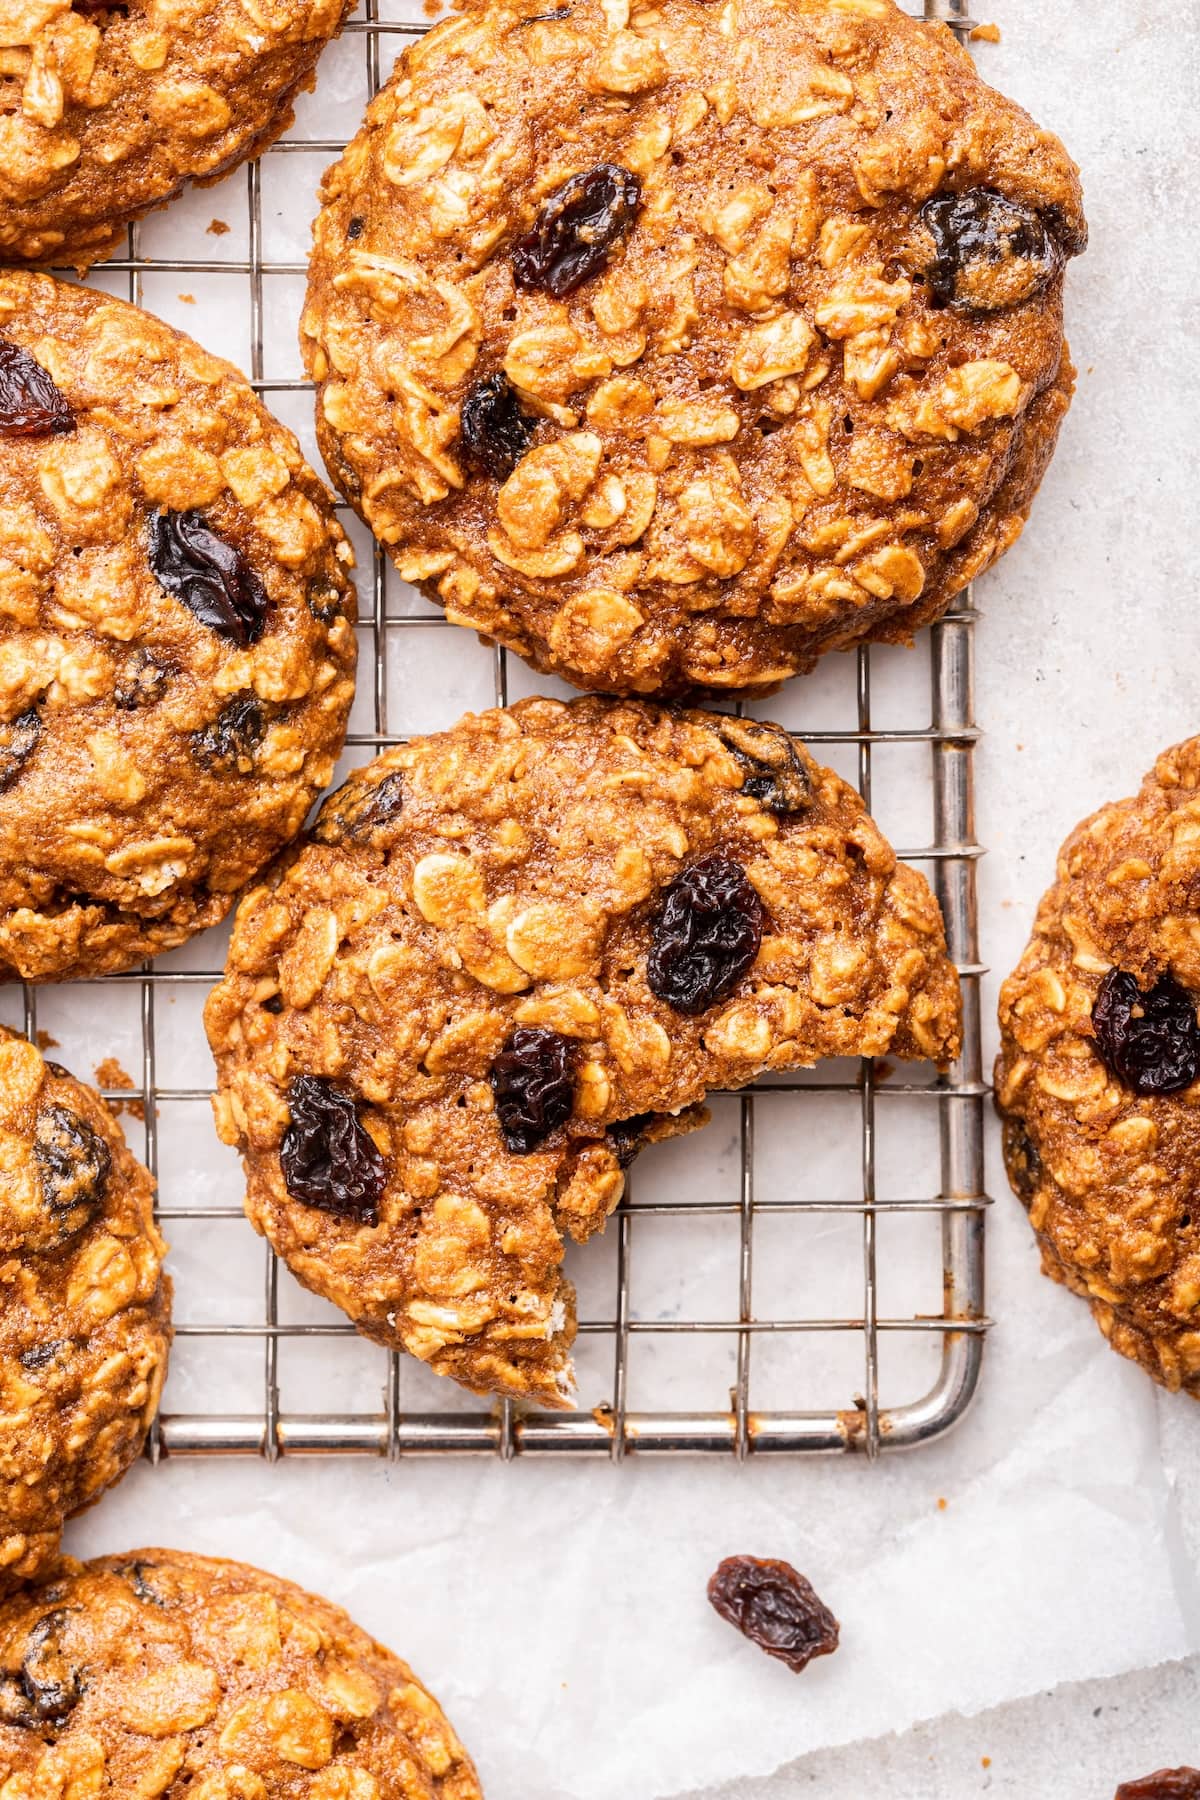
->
[280, 1076, 386, 1225]
[489, 1028, 574, 1154]
[459, 373, 537, 480]
[1091, 969, 1200, 1097]
[1115, 1772, 1200, 1800]
[714, 718, 811, 816]
[148, 510, 269, 647]
[0, 711, 40, 793]
[33, 1105, 111, 1238]
[512, 164, 642, 297]
[920, 189, 1060, 311]
[191, 695, 267, 774]
[0, 1611, 84, 1728]
[312, 770, 404, 846]
[647, 853, 764, 1016]
[0, 340, 76, 440]
[707, 1556, 840, 1674]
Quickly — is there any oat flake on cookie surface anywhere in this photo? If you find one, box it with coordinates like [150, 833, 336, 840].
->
[0, 0, 354, 270]
[0, 1549, 482, 1798]
[0, 273, 357, 983]
[996, 741, 1200, 1401]
[0, 1027, 171, 1598]
[302, 0, 1086, 699]
[206, 695, 961, 1407]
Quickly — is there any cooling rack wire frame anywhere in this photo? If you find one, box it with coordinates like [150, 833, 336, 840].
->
[5, 0, 992, 1462]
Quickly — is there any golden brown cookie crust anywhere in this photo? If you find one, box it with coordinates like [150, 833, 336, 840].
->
[0, 272, 357, 983]
[206, 694, 960, 1407]
[0, 1548, 482, 1798]
[0, 0, 354, 270]
[301, 0, 1085, 698]
[0, 1028, 171, 1597]
[996, 738, 1200, 1398]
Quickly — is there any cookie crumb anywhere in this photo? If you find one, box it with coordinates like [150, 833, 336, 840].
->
[36, 1029, 59, 1050]
[94, 1056, 146, 1122]
[981, 1755, 992, 1769]
[937, 1496, 948, 1511]
[207, 218, 230, 236]
[177, 292, 196, 304]
[970, 21, 1001, 41]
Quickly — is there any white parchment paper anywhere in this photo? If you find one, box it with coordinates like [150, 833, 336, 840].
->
[6, 1, 1200, 1796]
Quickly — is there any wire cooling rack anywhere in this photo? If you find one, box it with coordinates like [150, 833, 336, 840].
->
[3, 0, 990, 1461]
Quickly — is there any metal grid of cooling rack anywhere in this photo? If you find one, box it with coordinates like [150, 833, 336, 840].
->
[10, 0, 990, 1462]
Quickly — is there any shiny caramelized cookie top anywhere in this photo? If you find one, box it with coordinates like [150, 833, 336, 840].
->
[0, 273, 357, 983]
[0, 1028, 171, 1594]
[0, 1550, 482, 1798]
[303, 0, 1085, 697]
[0, 0, 354, 269]
[996, 738, 1200, 1397]
[206, 694, 960, 1406]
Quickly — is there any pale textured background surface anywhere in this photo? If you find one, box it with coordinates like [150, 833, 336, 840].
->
[27, 0, 1200, 1795]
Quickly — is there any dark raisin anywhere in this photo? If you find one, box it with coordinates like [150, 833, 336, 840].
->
[707, 1556, 840, 1674]
[18, 1341, 69, 1372]
[1116, 1774, 1200, 1800]
[280, 1076, 386, 1224]
[262, 993, 284, 1015]
[191, 695, 268, 774]
[305, 575, 344, 624]
[33, 1105, 111, 1237]
[919, 189, 1060, 312]
[147, 510, 269, 647]
[0, 710, 40, 793]
[312, 770, 404, 846]
[459, 373, 537, 481]
[1091, 969, 1200, 1097]
[115, 1560, 169, 1607]
[1001, 1117, 1042, 1210]
[2, 1611, 84, 1727]
[519, 4, 571, 19]
[714, 718, 811, 816]
[0, 339, 75, 440]
[112, 649, 171, 711]
[511, 164, 642, 297]
[606, 1112, 653, 1169]
[346, 215, 365, 240]
[71, 0, 127, 13]
[647, 853, 764, 1016]
[489, 1028, 574, 1154]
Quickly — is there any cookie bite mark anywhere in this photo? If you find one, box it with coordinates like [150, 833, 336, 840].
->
[996, 737, 1200, 1397]
[206, 695, 961, 1407]
[302, 0, 1085, 697]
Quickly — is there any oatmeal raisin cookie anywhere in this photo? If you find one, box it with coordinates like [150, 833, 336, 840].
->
[0, 1548, 481, 1798]
[0, 0, 353, 269]
[206, 695, 960, 1406]
[996, 738, 1200, 1398]
[0, 272, 357, 982]
[302, 0, 1085, 697]
[0, 1027, 171, 1596]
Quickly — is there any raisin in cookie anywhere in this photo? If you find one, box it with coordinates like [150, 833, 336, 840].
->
[0, 272, 357, 982]
[206, 695, 960, 1406]
[0, 1549, 481, 1798]
[0, 1027, 171, 1596]
[0, 0, 353, 270]
[996, 738, 1200, 1399]
[301, 0, 1085, 699]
